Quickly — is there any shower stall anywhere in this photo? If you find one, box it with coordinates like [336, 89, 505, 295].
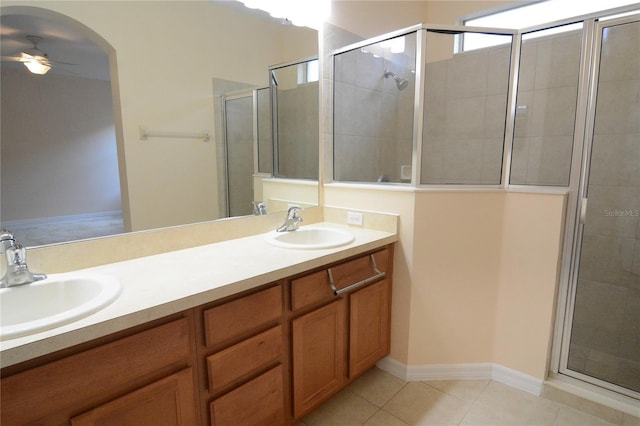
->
[331, 6, 639, 405]
[218, 57, 319, 218]
[220, 87, 271, 217]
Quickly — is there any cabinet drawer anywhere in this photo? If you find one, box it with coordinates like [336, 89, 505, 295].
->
[209, 364, 284, 426]
[291, 269, 333, 312]
[291, 248, 390, 311]
[71, 368, 196, 426]
[1, 318, 191, 425]
[207, 325, 282, 394]
[330, 248, 389, 292]
[203, 285, 281, 348]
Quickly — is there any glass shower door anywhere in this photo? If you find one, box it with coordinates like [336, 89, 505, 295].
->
[224, 94, 255, 217]
[564, 17, 640, 397]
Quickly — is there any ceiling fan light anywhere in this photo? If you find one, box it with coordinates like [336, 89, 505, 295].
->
[24, 59, 51, 75]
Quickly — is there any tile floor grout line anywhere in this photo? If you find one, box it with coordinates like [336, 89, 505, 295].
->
[382, 381, 411, 407]
[380, 407, 412, 425]
[360, 405, 379, 425]
[549, 403, 562, 426]
[300, 369, 639, 426]
[454, 382, 490, 426]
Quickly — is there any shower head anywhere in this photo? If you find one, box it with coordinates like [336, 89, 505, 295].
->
[384, 69, 409, 91]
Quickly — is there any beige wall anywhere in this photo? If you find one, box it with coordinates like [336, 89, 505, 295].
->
[328, 0, 511, 37]
[495, 192, 566, 379]
[1, 1, 317, 231]
[424, 0, 511, 24]
[413, 191, 566, 378]
[411, 191, 505, 365]
[329, 1, 427, 38]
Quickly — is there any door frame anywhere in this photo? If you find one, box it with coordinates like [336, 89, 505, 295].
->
[552, 13, 640, 401]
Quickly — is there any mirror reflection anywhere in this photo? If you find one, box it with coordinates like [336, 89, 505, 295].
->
[270, 58, 319, 180]
[0, 1, 319, 247]
[221, 90, 258, 217]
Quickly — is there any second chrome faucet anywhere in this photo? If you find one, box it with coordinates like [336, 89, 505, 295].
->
[276, 206, 303, 232]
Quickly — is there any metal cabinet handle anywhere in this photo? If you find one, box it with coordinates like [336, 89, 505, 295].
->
[328, 255, 386, 296]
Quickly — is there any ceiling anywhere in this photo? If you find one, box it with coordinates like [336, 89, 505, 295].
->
[1, 12, 110, 80]
[0, 2, 293, 81]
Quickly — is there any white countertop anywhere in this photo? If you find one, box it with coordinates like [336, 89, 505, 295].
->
[0, 223, 397, 368]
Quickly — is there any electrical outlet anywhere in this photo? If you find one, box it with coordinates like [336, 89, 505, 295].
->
[347, 212, 363, 226]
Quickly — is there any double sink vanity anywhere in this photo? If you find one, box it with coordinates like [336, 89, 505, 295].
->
[0, 216, 397, 425]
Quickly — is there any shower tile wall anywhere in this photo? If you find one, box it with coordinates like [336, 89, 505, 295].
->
[568, 21, 640, 393]
[511, 30, 582, 186]
[421, 30, 581, 187]
[277, 83, 319, 180]
[333, 35, 416, 183]
[421, 37, 511, 185]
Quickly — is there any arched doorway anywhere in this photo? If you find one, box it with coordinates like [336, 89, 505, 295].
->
[0, 6, 129, 245]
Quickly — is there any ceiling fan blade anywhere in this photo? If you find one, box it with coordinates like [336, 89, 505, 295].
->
[19, 52, 36, 62]
[48, 59, 77, 66]
[1, 56, 25, 62]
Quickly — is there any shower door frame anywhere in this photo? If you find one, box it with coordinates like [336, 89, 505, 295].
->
[221, 89, 265, 218]
[328, 23, 519, 187]
[551, 12, 640, 403]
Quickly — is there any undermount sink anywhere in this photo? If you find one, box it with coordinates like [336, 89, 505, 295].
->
[0, 273, 121, 340]
[265, 227, 355, 249]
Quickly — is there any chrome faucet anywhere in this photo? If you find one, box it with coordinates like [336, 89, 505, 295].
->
[252, 201, 268, 216]
[276, 206, 303, 232]
[0, 229, 46, 288]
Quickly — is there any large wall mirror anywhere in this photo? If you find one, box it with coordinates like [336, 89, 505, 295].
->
[0, 1, 319, 247]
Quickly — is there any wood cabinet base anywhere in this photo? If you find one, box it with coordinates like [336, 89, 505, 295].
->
[1, 244, 393, 426]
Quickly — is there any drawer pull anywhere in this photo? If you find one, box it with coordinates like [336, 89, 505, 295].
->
[328, 255, 386, 296]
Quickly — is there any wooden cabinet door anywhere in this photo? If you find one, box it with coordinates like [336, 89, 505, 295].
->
[71, 368, 197, 426]
[349, 279, 391, 378]
[292, 299, 346, 418]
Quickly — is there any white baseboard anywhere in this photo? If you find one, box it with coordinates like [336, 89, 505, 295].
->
[376, 356, 410, 381]
[376, 357, 544, 396]
[492, 364, 544, 396]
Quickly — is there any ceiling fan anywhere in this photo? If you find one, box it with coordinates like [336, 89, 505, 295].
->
[1, 35, 73, 75]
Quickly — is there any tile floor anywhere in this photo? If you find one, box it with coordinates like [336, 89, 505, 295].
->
[299, 368, 640, 426]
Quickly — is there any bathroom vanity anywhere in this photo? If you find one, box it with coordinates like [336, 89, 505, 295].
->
[0, 224, 395, 425]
